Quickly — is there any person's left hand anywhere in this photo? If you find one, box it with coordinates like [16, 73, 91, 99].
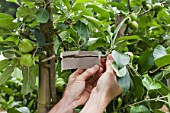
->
[63, 65, 103, 108]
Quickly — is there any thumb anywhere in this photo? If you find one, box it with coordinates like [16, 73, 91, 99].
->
[106, 54, 114, 71]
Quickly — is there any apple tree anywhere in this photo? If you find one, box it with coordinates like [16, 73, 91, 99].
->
[0, 0, 170, 113]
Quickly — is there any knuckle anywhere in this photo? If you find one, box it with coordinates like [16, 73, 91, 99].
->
[85, 69, 94, 75]
[105, 71, 114, 76]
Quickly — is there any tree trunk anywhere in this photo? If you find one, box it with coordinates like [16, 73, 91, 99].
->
[38, 1, 57, 113]
[115, 14, 125, 38]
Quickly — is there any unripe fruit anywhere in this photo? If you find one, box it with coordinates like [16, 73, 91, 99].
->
[153, 3, 163, 12]
[146, 4, 151, 10]
[127, 17, 132, 24]
[130, 13, 137, 21]
[129, 21, 139, 30]
[56, 78, 66, 92]
[20, 54, 34, 67]
[19, 39, 34, 53]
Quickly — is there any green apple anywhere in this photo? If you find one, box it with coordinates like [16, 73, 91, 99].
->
[129, 21, 139, 30]
[153, 3, 163, 12]
[130, 13, 137, 21]
[19, 39, 34, 53]
[56, 78, 66, 92]
[146, 4, 151, 10]
[20, 54, 34, 67]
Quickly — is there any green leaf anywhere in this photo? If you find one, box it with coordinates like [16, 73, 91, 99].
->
[138, 50, 154, 73]
[21, 0, 34, 2]
[21, 67, 36, 95]
[0, 59, 10, 72]
[6, 0, 17, 3]
[166, 46, 170, 54]
[27, 99, 34, 109]
[56, 22, 70, 30]
[156, 79, 170, 96]
[142, 75, 161, 90]
[149, 82, 162, 90]
[130, 106, 141, 113]
[0, 86, 14, 95]
[35, 8, 49, 23]
[86, 5, 110, 20]
[112, 50, 130, 68]
[132, 76, 144, 99]
[118, 70, 131, 95]
[16, 7, 37, 22]
[157, 10, 169, 20]
[108, 2, 126, 11]
[154, 55, 170, 68]
[11, 67, 22, 79]
[17, 107, 30, 113]
[7, 108, 21, 113]
[76, 0, 93, 3]
[112, 65, 127, 77]
[83, 15, 102, 30]
[0, 66, 15, 86]
[31, 28, 45, 48]
[88, 38, 106, 50]
[0, 30, 11, 37]
[168, 93, 170, 108]
[96, 0, 107, 4]
[62, 0, 71, 9]
[130, 105, 150, 113]
[153, 45, 167, 60]
[0, 13, 18, 30]
[139, 105, 151, 113]
[112, 17, 128, 47]
[149, 100, 164, 111]
[73, 21, 90, 44]
[117, 35, 142, 42]
[16, 6, 37, 18]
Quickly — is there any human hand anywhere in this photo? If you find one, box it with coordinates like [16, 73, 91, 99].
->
[94, 54, 122, 102]
[63, 64, 103, 108]
[49, 65, 103, 113]
[80, 54, 122, 113]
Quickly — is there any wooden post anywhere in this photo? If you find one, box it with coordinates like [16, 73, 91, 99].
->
[38, 1, 57, 112]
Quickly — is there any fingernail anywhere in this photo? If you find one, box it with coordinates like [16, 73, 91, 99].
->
[108, 55, 114, 61]
[93, 65, 99, 70]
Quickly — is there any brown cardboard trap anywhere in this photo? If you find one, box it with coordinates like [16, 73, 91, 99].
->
[60, 51, 101, 70]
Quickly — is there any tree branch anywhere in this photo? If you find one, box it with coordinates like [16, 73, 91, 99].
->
[115, 96, 168, 111]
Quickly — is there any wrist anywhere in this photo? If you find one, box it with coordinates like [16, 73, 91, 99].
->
[49, 96, 75, 113]
[80, 89, 111, 113]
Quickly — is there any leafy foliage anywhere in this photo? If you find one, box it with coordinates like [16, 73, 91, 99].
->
[0, 0, 170, 112]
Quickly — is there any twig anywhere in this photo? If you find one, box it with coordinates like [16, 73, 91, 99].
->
[127, 0, 132, 12]
[20, 32, 36, 42]
[115, 96, 168, 111]
[149, 64, 170, 74]
[41, 55, 61, 63]
[56, 33, 69, 51]
[138, 9, 152, 17]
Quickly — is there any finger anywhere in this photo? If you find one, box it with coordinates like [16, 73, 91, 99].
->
[70, 69, 84, 78]
[88, 67, 103, 84]
[78, 65, 99, 80]
[92, 73, 103, 87]
[100, 58, 106, 72]
[106, 54, 114, 72]
[85, 84, 93, 93]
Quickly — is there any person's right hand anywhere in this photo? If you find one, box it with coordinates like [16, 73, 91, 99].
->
[92, 54, 122, 103]
[80, 54, 123, 113]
